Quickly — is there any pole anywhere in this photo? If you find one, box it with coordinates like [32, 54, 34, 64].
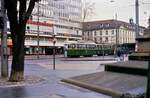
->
[1, 0, 8, 77]
[53, 41, 55, 70]
[135, 0, 139, 52]
[135, 0, 139, 37]
[53, 35, 56, 70]
[102, 43, 104, 59]
[37, 2, 40, 59]
[115, 13, 118, 56]
[147, 52, 150, 98]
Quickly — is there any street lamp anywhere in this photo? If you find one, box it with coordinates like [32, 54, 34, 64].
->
[52, 34, 56, 70]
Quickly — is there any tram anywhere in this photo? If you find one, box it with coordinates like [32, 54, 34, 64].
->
[64, 42, 115, 57]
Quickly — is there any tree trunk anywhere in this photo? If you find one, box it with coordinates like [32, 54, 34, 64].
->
[9, 24, 26, 82]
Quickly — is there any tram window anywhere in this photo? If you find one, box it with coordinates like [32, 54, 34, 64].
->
[90, 45, 94, 49]
[89, 45, 91, 49]
[78, 44, 80, 48]
[72, 44, 75, 48]
[86, 45, 88, 49]
[97, 45, 100, 49]
[82, 44, 86, 49]
[77, 44, 79, 48]
[68, 45, 71, 49]
[100, 45, 102, 49]
[80, 44, 82, 48]
[91, 45, 93, 49]
[104, 45, 108, 49]
[68, 44, 75, 49]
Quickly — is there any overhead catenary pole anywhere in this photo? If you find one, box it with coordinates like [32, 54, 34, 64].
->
[53, 35, 56, 70]
[115, 13, 118, 56]
[135, 0, 139, 51]
[135, 0, 139, 37]
[52, 25, 56, 70]
[110, 1, 118, 56]
[1, 0, 8, 77]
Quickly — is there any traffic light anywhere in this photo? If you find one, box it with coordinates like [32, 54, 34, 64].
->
[0, 16, 4, 29]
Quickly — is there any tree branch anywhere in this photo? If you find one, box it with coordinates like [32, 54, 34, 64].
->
[4, 0, 18, 40]
[24, 0, 40, 22]
[19, 0, 27, 23]
[82, 0, 95, 22]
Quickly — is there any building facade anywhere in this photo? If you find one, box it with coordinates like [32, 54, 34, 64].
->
[83, 19, 145, 47]
[25, 0, 82, 55]
[0, 0, 82, 55]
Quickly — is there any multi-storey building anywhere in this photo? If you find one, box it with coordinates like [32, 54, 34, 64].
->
[0, 0, 82, 55]
[83, 19, 145, 47]
[25, 0, 82, 54]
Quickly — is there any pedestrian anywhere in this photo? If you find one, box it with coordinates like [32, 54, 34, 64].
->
[117, 49, 121, 61]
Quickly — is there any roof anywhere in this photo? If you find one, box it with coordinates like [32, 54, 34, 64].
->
[83, 19, 145, 31]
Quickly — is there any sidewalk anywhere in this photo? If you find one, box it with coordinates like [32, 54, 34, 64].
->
[6, 55, 116, 61]
[0, 58, 111, 98]
[4, 55, 64, 61]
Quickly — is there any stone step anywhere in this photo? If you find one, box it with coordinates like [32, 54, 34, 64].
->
[129, 52, 150, 61]
[62, 71, 147, 97]
[105, 61, 148, 76]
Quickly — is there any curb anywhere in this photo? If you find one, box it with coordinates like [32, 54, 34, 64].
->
[61, 78, 122, 97]
[62, 59, 115, 61]
[7, 57, 63, 61]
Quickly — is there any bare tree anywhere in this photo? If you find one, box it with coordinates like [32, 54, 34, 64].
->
[82, 0, 95, 22]
[82, 0, 95, 40]
[4, 0, 40, 82]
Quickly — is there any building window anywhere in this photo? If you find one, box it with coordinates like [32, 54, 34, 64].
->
[100, 37, 102, 43]
[105, 37, 108, 42]
[106, 30, 108, 35]
[27, 26, 30, 33]
[100, 30, 102, 35]
[94, 31, 97, 36]
[100, 24, 103, 28]
[88, 32, 90, 37]
[94, 38, 97, 43]
[112, 30, 114, 35]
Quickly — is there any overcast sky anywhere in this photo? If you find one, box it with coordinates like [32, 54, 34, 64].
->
[86, 0, 150, 27]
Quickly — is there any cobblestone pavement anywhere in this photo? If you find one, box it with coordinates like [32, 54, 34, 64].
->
[0, 55, 116, 98]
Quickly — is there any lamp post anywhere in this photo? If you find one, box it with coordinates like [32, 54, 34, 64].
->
[37, 1, 40, 59]
[102, 42, 105, 59]
[52, 34, 56, 70]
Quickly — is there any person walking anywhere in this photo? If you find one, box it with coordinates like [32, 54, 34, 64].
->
[117, 49, 121, 61]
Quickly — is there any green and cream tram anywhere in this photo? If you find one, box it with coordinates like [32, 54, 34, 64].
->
[64, 42, 114, 57]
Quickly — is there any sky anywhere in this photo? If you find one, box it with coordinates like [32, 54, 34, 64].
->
[86, 0, 150, 27]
